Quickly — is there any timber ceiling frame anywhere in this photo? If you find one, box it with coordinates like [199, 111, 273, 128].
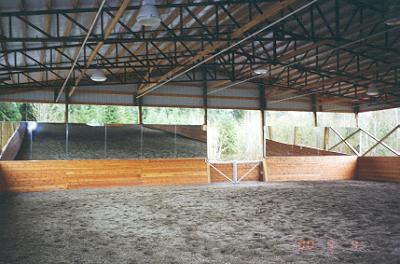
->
[0, 0, 399, 111]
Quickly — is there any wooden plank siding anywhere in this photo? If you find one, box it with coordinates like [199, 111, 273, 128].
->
[264, 156, 358, 181]
[356, 157, 400, 183]
[0, 122, 26, 160]
[266, 139, 345, 156]
[0, 158, 208, 192]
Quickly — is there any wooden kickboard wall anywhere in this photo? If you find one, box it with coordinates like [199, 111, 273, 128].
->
[0, 158, 208, 192]
[264, 156, 358, 181]
[1, 156, 399, 193]
[356, 157, 400, 182]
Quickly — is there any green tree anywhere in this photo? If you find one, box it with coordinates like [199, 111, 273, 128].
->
[0, 102, 21, 121]
[19, 103, 36, 121]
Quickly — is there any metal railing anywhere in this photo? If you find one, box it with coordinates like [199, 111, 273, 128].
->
[328, 125, 399, 157]
[207, 160, 261, 183]
[265, 125, 399, 157]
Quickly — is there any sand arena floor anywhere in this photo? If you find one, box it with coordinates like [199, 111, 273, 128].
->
[0, 181, 399, 264]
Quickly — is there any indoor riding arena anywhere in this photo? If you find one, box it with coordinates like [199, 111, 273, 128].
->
[0, 0, 399, 263]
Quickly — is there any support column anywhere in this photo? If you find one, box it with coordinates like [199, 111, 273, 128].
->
[232, 160, 238, 183]
[138, 99, 143, 125]
[202, 68, 208, 131]
[311, 94, 318, 127]
[65, 87, 69, 156]
[64, 87, 69, 123]
[323, 127, 330, 150]
[354, 106, 360, 153]
[259, 83, 266, 158]
[293, 127, 299, 145]
[354, 106, 360, 128]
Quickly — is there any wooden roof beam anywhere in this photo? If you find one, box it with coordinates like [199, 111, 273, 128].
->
[137, 0, 302, 97]
[68, 0, 131, 97]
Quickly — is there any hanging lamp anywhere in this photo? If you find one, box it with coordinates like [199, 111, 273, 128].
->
[91, 69, 107, 82]
[137, 0, 161, 27]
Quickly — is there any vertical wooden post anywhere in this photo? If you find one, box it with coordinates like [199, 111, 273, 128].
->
[311, 95, 318, 127]
[323, 127, 329, 150]
[138, 99, 143, 125]
[262, 159, 268, 182]
[206, 161, 211, 183]
[313, 112, 318, 127]
[268, 126, 273, 140]
[232, 160, 238, 183]
[354, 106, 359, 128]
[293, 127, 299, 145]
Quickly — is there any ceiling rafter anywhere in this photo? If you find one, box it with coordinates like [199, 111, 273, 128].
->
[68, 0, 131, 97]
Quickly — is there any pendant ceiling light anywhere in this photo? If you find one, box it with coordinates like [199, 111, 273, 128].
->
[385, 17, 400, 26]
[254, 68, 268, 75]
[91, 69, 107, 82]
[366, 81, 380, 97]
[137, 0, 161, 27]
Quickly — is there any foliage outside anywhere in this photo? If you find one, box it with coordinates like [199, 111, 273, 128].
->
[0, 102, 398, 159]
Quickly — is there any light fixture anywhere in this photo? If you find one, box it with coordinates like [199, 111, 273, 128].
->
[27, 121, 37, 132]
[385, 17, 400, 26]
[91, 69, 107, 82]
[366, 82, 380, 97]
[137, 0, 161, 27]
[254, 68, 268, 75]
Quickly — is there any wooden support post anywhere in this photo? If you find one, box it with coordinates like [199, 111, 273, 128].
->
[311, 95, 318, 127]
[354, 106, 360, 128]
[313, 111, 318, 127]
[206, 161, 211, 183]
[293, 127, 299, 145]
[138, 99, 143, 125]
[262, 159, 268, 182]
[268, 126, 273, 140]
[323, 127, 329, 150]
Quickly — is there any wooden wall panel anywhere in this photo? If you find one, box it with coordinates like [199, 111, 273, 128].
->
[265, 156, 357, 181]
[266, 139, 344, 156]
[0, 158, 208, 192]
[0, 122, 26, 160]
[209, 162, 261, 182]
[357, 157, 400, 182]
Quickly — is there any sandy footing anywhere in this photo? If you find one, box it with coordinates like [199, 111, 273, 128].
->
[0, 181, 399, 263]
